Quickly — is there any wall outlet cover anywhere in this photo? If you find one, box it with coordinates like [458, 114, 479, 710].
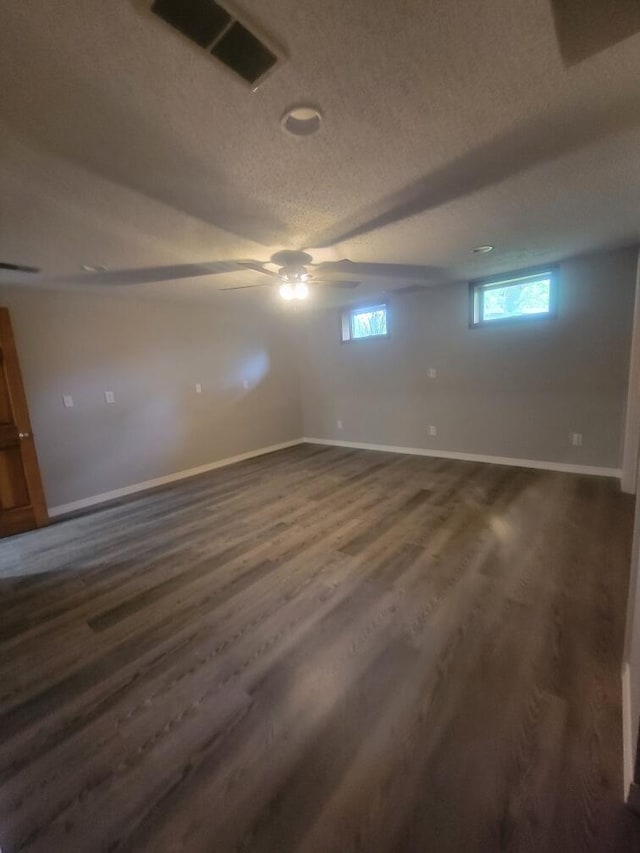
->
[63, 394, 74, 408]
[105, 391, 115, 404]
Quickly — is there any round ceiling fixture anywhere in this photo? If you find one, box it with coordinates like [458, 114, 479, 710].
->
[472, 245, 494, 254]
[281, 105, 323, 137]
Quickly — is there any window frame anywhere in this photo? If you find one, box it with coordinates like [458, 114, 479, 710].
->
[340, 302, 390, 343]
[469, 265, 559, 329]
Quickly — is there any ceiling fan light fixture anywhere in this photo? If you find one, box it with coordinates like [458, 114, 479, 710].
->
[279, 281, 308, 300]
[473, 245, 494, 254]
[279, 283, 294, 300]
[280, 263, 309, 283]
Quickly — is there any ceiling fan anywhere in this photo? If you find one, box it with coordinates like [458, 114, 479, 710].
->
[0, 262, 41, 274]
[1, 252, 441, 298]
[0, 250, 441, 301]
[218, 251, 362, 300]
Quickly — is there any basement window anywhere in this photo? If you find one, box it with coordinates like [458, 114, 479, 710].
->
[470, 268, 557, 327]
[341, 304, 388, 342]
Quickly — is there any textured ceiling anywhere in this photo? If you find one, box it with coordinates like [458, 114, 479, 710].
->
[1, 0, 640, 306]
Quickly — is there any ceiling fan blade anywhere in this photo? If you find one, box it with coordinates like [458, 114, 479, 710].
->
[0, 261, 41, 274]
[393, 283, 430, 294]
[237, 262, 279, 278]
[219, 284, 267, 291]
[312, 260, 438, 280]
[310, 279, 361, 289]
[57, 260, 265, 286]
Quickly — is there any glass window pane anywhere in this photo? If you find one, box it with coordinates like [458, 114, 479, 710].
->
[350, 306, 387, 338]
[482, 278, 551, 322]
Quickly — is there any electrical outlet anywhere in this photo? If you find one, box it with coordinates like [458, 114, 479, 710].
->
[195, 383, 202, 393]
[428, 425, 437, 436]
[63, 394, 74, 408]
[337, 419, 343, 430]
[104, 391, 115, 404]
[428, 367, 437, 379]
[570, 432, 583, 447]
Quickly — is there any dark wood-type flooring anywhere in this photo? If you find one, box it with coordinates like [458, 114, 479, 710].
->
[1, 444, 640, 852]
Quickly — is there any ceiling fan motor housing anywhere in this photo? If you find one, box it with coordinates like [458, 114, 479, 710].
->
[280, 264, 308, 282]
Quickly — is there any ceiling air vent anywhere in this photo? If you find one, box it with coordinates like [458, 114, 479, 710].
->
[150, 0, 284, 88]
[550, 0, 640, 64]
[211, 21, 277, 84]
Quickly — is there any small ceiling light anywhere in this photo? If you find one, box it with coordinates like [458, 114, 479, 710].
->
[473, 245, 494, 254]
[281, 105, 322, 137]
[81, 264, 108, 272]
[279, 283, 294, 300]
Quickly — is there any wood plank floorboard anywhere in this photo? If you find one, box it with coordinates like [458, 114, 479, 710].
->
[1, 444, 639, 852]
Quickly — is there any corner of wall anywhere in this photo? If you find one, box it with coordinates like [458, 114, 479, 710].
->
[623, 661, 634, 795]
[621, 248, 640, 494]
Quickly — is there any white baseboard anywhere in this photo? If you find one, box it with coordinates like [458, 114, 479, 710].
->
[303, 437, 621, 478]
[48, 439, 305, 518]
[623, 662, 635, 797]
[48, 436, 620, 518]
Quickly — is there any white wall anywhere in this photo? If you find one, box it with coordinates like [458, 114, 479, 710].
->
[624, 485, 640, 795]
[622, 253, 640, 795]
[1, 286, 302, 511]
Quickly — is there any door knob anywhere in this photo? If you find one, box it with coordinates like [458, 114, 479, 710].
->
[18, 432, 31, 439]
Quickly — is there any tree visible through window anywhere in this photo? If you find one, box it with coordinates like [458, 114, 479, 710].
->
[342, 304, 388, 341]
[471, 270, 557, 326]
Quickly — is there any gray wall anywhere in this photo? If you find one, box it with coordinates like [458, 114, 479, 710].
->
[3, 245, 635, 512]
[299, 247, 637, 469]
[0, 287, 302, 509]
